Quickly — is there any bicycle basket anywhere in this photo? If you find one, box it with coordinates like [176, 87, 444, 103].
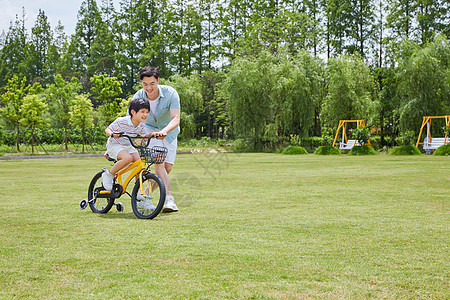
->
[141, 146, 168, 164]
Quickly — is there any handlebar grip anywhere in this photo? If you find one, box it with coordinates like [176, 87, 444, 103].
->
[111, 132, 124, 137]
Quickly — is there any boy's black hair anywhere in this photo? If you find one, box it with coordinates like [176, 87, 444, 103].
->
[139, 66, 160, 81]
[128, 98, 150, 116]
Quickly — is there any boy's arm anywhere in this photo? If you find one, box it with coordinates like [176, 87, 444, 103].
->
[105, 127, 121, 138]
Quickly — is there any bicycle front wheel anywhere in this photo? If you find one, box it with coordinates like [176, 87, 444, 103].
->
[88, 171, 114, 213]
[131, 172, 166, 219]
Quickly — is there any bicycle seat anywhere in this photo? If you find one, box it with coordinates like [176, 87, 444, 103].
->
[105, 153, 116, 162]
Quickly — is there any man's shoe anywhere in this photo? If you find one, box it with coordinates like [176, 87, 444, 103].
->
[137, 199, 156, 211]
[163, 195, 178, 213]
[136, 187, 156, 210]
[102, 170, 114, 191]
[136, 187, 148, 201]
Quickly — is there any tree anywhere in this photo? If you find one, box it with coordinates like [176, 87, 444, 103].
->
[225, 51, 275, 147]
[70, 94, 94, 152]
[0, 76, 43, 151]
[416, 0, 449, 45]
[385, 0, 417, 43]
[45, 21, 67, 84]
[321, 54, 379, 129]
[324, 0, 351, 58]
[397, 34, 450, 131]
[20, 94, 48, 153]
[88, 0, 117, 76]
[28, 9, 52, 83]
[44, 74, 82, 150]
[0, 76, 28, 151]
[275, 50, 324, 137]
[0, 9, 28, 87]
[199, 71, 228, 138]
[162, 72, 203, 138]
[347, 0, 374, 57]
[73, 0, 102, 75]
[140, 1, 171, 77]
[115, 0, 152, 93]
[90, 74, 123, 125]
[218, 0, 252, 63]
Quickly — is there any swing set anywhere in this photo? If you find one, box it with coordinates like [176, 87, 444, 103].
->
[332, 120, 371, 150]
[415, 116, 450, 152]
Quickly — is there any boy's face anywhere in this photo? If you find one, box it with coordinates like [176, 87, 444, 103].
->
[131, 108, 149, 123]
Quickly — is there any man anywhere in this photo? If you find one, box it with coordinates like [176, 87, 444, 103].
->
[132, 66, 180, 212]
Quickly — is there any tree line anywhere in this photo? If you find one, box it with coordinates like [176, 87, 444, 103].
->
[0, 0, 449, 151]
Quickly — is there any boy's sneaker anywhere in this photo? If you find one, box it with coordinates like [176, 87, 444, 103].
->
[102, 169, 114, 191]
[163, 195, 178, 213]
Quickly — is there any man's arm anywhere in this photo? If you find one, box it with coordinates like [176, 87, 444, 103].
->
[158, 108, 180, 137]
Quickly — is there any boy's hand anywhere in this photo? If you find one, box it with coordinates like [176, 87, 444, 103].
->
[110, 132, 122, 138]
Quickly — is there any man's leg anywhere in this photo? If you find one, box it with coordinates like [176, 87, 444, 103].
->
[155, 163, 171, 195]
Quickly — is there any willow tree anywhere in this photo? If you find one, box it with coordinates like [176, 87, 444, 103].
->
[273, 50, 324, 138]
[321, 54, 379, 129]
[225, 51, 275, 148]
[397, 34, 450, 131]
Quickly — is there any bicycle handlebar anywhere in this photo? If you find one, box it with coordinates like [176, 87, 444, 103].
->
[112, 132, 166, 149]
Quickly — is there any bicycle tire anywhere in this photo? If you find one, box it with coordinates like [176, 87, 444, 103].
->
[88, 171, 115, 213]
[131, 172, 166, 219]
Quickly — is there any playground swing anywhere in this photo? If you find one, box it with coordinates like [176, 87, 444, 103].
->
[415, 116, 450, 153]
[332, 120, 371, 150]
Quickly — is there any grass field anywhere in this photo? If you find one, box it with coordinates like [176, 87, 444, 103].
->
[0, 153, 448, 299]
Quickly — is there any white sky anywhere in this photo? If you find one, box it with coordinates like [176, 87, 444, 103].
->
[0, 0, 119, 36]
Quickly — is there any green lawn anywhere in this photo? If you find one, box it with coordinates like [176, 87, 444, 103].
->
[0, 153, 448, 299]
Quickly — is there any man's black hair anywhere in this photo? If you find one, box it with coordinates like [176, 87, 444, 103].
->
[139, 66, 160, 81]
[128, 98, 150, 116]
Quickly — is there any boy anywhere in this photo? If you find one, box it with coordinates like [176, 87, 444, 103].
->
[102, 98, 150, 197]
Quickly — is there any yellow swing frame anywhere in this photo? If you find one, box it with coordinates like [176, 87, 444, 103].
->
[415, 116, 450, 150]
[332, 120, 371, 149]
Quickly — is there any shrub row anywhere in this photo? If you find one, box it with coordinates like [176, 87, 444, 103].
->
[0, 127, 106, 146]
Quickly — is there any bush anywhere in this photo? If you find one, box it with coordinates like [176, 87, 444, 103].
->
[281, 145, 308, 155]
[433, 144, 450, 156]
[348, 145, 377, 155]
[301, 137, 324, 148]
[314, 145, 341, 155]
[350, 126, 370, 146]
[389, 145, 422, 155]
[229, 138, 254, 152]
[395, 130, 416, 146]
[368, 135, 381, 150]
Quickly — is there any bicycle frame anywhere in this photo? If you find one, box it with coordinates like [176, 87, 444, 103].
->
[98, 158, 148, 198]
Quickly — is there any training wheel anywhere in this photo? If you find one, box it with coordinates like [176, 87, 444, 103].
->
[116, 202, 124, 212]
[80, 199, 88, 210]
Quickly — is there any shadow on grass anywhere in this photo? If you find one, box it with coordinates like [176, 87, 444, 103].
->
[97, 211, 170, 221]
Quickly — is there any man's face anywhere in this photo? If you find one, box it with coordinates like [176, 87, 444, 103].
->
[141, 76, 159, 100]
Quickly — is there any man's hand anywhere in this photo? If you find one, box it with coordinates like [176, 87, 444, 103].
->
[149, 131, 167, 139]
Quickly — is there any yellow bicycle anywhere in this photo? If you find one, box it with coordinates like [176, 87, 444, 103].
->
[80, 134, 167, 219]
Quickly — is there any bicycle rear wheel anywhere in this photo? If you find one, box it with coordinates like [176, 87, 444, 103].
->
[88, 171, 114, 213]
[131, 172, 166, 219]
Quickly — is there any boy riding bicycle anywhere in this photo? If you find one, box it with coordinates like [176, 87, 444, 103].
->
[102, 98, 151, 192]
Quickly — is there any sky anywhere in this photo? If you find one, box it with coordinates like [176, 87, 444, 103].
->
[0, 0, 119, 37]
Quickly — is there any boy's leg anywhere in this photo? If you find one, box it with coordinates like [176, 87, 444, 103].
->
[131, 152, 141, 162]
[110, 150, 133, 174]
